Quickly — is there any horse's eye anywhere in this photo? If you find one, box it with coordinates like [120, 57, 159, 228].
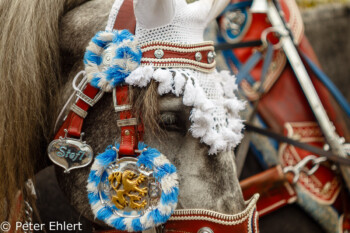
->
[159, 112, 184, 132]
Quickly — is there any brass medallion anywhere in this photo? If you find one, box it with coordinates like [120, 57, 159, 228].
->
[99, 157, 161, 218]
[108, 170, 148, 210]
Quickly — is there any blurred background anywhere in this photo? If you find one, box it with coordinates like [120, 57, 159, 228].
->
[300, 1, 350, 102]
[297, 0, 350, 8]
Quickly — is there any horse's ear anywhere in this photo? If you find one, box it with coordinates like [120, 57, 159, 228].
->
[134, 0, 176, 29]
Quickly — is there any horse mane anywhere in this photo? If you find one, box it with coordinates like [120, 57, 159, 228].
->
[132, 81, 162, 136]
[0, 0, 88, 221]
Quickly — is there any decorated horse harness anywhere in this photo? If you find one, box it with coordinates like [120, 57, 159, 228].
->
[216, 0, 350, 232]
[48, 0, 259, 232]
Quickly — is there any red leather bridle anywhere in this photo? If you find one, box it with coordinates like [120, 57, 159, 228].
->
[54, 0, 260, 232]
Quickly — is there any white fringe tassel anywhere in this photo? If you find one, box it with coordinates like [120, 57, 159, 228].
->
[125, 66, 245, 154]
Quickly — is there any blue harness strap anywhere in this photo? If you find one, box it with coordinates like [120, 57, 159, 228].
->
[236, 51, 263, 84]
[302, 53, 350, 117]
[235, 43, 273, 89]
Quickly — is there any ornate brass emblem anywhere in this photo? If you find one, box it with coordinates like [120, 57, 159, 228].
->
[108, 170, 148, 210]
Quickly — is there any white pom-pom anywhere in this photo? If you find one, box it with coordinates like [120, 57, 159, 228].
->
[143, 65, 155, 80]
[228, 118, 245, 133]
[183, 79, 196, 106]
[193, 88, 215, 111]
[153, 69, 173, 95]
[224, 99, 246, 117]
[125, 66, 154, 87]
[173, 72, 186, 96]
[125, 67, 144, 85]
[211, 140, 227, 154]
[203, 132, 227, 154]
[189, 109, 212, 138]
[220, 70, 238, 98]
[201, 130, 218, 147]
[222, 127, 237, 141]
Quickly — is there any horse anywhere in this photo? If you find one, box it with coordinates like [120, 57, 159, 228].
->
[2, 0, 347, 232]
[0, 0, 253, 232]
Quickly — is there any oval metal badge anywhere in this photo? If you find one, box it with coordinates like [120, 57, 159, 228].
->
[47, 130, 93, 173]
[220, 6, 252, 44]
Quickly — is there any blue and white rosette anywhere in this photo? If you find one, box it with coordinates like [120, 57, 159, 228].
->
[84, 30, 142, 92]
[87, 143, 179, 232]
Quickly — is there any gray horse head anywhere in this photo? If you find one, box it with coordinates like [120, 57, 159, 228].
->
[0, 0, 246, 229]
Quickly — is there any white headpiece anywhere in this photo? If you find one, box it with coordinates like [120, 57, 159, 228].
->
[125, 0, 245, 154]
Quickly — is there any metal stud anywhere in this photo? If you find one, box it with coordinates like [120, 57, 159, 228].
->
[224, 10, 246, 36]
[102, 50, 113, 67]
[124, 130, 130, 136]
[150, 186, 159, 198]
[195, 52, 202, 62]
[197, 227, 214, 233]
[154, 49, 164, 59]
[207, 51, 216, 64]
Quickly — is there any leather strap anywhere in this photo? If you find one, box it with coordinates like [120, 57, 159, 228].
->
[112, 0, 141, 155]
[113, 0, 136, 32]
[236, 43, 274, 177]
[55, 83, 100, 139]
[94, 195, 259, 233]
[240, 165, 297, 217]
[115, 85, 142, 155]
[245, 123, 350, 165]
[215, 40, 263, 51]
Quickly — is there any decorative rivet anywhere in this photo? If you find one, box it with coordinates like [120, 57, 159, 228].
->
[124, 130, 130, 136]
[207, 51, 216, 64]
[102, 49, 113, 67]
[195, 52, 202, 62]
[150, 191, 158, 198]
[150, 186, 159, 198]
[154, 49, 164, 59]
[197, 227, 214, 233]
